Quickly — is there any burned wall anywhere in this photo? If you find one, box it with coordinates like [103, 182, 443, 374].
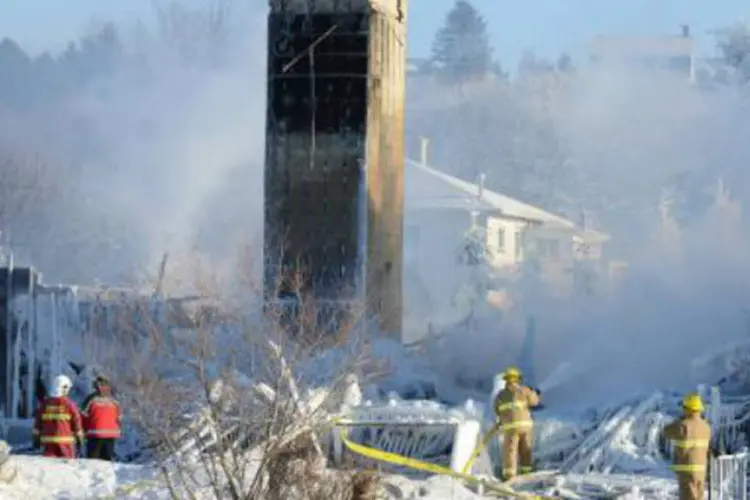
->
[264, 0, 406, 336]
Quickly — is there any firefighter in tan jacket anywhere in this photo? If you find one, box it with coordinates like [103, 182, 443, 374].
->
[663, 393, 713, 500]
[493, 367, 541, 480]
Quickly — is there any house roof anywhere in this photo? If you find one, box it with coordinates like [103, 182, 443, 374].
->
[406, 159, 610, 240]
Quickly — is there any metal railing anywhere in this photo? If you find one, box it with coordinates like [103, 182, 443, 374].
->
[709, 449, 748, 500]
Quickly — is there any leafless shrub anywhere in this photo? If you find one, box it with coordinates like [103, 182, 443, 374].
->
[82, 246, 385, 499]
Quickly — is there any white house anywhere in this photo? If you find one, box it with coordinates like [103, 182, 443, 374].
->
[403, 158, 610, 326]
[588, 27, 695, 82]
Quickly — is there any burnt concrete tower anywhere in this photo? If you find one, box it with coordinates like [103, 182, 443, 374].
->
[264, 0, 407, 337]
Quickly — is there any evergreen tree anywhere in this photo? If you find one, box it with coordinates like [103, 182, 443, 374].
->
[453, 215, 494, 327]
[430, 0, 494, 83]
[715, 23, 750, 83]
[556, 52, 574, 73]
[0, 38, 32, 108]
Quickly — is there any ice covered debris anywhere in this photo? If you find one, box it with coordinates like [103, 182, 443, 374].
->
[529, 386, 750, 497]
[341, 373, 363, 410]
[533, 391, 677, 475]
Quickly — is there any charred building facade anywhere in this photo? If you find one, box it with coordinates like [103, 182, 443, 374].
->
[264, 0, 407, 336]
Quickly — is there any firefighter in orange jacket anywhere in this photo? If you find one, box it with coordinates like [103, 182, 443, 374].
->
[493, 367, 541, 480]
[663, 393, 713, 500]
[82, 375, 122, 461]
[33, 374, 84, 459]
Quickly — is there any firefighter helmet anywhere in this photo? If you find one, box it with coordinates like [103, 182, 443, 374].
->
[52, 374, 73, 397]
[682, 393, 704, 413]
[503, 367, 522, 381]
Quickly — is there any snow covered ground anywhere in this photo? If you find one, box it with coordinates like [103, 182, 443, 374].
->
[0, 456, 164, 500]
[0, 456, 507, 499]
[0, 455, 681, 499]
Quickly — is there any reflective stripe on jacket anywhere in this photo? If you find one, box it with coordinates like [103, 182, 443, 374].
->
[494, 385, 540, 433]
[33, 396, 83, 444]
[82, 388, 122, 439]
[663, 415, 712, 475]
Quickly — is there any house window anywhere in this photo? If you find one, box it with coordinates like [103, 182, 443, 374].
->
[496, 228, 506, 254]
[515, 231, 522, 260]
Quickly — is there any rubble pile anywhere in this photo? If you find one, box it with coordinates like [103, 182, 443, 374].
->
[536, 391, 672, 475]
[541, 389, 750, 472]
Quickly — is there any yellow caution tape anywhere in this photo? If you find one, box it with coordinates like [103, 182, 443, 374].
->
[335, 421, 553, 499]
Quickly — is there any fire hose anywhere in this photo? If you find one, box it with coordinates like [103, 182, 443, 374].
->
[461, 421, 503, 474]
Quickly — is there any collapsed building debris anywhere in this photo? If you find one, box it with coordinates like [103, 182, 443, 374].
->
[0, 263, 217, 457]
[0, 265, 73, 421]
[0, 262, 748, 498]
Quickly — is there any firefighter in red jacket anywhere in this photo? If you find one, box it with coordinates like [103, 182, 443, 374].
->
[81, 375, 121, 461]
[32, 374, 84, 459]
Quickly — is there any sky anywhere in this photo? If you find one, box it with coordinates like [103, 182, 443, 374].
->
[0, 0, 748, 67]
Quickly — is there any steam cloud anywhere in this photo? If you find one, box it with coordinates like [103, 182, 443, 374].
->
[411, 64, 750, 406]
[4, 2, 750, 406]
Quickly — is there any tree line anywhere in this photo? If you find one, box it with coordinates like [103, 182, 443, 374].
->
[425, 0, 750, 84]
